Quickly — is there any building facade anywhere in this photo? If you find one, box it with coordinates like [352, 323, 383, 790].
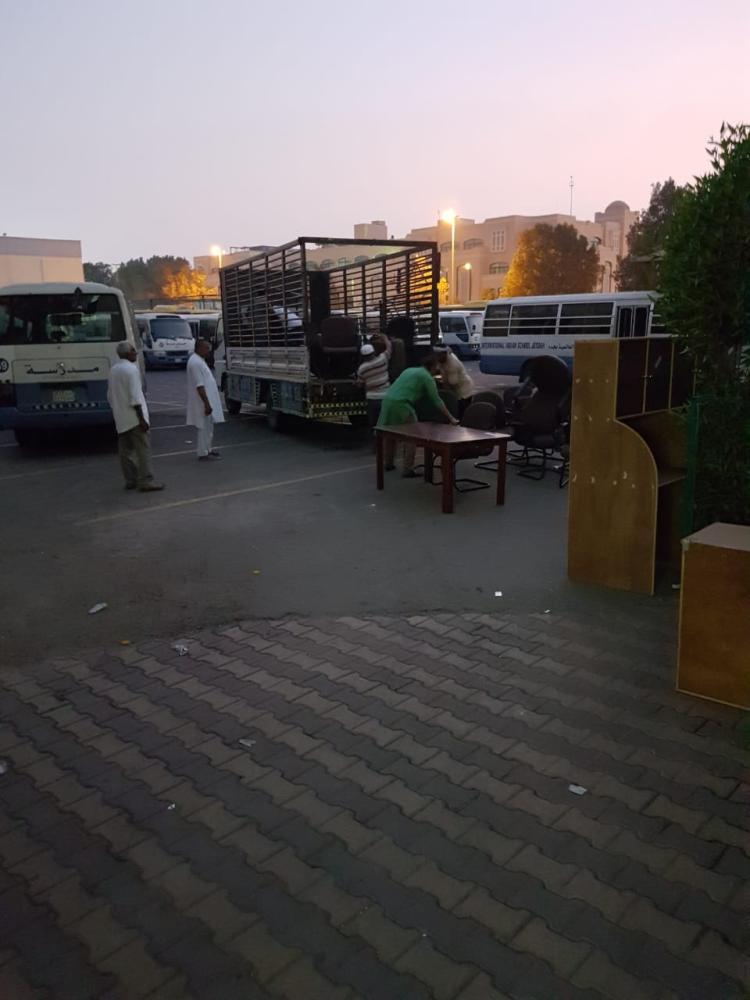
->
[353, 220, 388, 241]
[0, 236, 83, 286]
[404, 200, 638, 301]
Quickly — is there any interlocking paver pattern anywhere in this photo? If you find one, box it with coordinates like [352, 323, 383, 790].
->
[0, 607, 747, 998]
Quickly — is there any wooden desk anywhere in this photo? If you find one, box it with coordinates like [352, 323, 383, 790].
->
[376, 422, 511, 514]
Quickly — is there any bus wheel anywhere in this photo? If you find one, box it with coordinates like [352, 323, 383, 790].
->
[348, 413, 368, 428]
[225, 397, 242, 415]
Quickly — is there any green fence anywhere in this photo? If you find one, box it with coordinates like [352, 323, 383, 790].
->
[682, 391, 750, 535]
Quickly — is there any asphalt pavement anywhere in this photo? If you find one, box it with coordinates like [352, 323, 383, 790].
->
[1, 362, 655, 668]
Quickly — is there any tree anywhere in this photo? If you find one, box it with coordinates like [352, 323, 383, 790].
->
[617, 179, 682, 290]
[113, 256, 209, 304]
[83, 261, 114, 284]
[503, 223, 599, 297]
[660, 122, 750, 528]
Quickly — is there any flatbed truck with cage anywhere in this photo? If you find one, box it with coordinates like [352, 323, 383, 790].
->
[219, 237, 439, 429]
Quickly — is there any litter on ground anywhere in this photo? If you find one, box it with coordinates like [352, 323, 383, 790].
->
[172, 644, 189, 656]
[568, 784, 588, 795]
[239, 738, 256, 750]
[88, 603, 108, 615]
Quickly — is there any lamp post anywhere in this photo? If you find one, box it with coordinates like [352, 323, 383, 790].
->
[462, 262, 472, 303]
[439, 209, 457, 304]
[209, 245, 223, 271]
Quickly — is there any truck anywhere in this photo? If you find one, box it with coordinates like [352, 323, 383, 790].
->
[219, 237, 439, 428]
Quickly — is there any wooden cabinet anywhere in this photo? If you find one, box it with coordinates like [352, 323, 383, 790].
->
[567, 337, 690, 594]
[677, 523, 750, 710]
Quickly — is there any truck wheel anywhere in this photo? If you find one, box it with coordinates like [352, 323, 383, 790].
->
[225, 397, 242, 415]
[266, 401, 287, 431]
[14, 430, 39, 448]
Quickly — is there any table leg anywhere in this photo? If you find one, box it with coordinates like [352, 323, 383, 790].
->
[424, 448, 434, 483]
[441, 446, 454, 514]
[376, 432, 384, 491]
[496, 440, 507, 505]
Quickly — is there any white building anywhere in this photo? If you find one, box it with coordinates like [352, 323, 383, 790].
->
[0, 236, 83, 286]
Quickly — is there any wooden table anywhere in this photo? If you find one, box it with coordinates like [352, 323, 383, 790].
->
[376, 422, 511, 514]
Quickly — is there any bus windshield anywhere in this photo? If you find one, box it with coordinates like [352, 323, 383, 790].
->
[149, 316, 192, 341]
[0, 293, 125, 345]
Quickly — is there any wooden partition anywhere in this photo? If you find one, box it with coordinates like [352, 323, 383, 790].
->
[567, 337, 690, 594]
[677, 523, 750, 710]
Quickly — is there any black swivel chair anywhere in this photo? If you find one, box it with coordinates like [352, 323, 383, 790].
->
[509, 356, 571, 480]
[430, 401, 498, 493]
[312, 316, 361, 379]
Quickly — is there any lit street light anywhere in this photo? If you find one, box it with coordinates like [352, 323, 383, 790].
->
[439, 209, 457, 304]
[210, 245, 223, 270]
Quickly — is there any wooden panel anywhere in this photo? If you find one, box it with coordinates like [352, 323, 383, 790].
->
[677, 527, 750, 709]
[645, 338, 672, 411]
[568, 340, 658, 594]
[616, 339, 647, 416]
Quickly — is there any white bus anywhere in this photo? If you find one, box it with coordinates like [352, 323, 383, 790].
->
[438, 310, 483, 359]
[0, 282, 143, 445]
[480, 291, 663, 379]
[136, 312, 195, 369]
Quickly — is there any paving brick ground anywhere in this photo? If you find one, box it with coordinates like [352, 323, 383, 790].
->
[0, 606, 748, 999]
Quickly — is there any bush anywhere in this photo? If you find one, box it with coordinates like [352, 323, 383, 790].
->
[660, 124, 750, 528]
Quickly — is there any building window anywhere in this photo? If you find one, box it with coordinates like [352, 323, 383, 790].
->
[463, 238, 483, 249]
[320, 258, 334, 269]
[491, 229, 506, 252]
[337, 257, 349, 266]
[439, 241, 452, 253]
[489, 262, 508, 274]
[354, 255, 368, 263]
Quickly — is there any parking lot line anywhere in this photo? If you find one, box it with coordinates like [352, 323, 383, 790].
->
[0, 440, 264, 483]
[76, 463, 372, 526]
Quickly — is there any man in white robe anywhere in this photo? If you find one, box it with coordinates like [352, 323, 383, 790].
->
[186, 339, 225, 459]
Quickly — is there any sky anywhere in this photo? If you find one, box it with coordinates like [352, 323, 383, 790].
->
[1, 0, 748, 264]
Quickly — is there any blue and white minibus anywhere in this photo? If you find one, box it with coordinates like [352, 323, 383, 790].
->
[480, 291, 663, 379]
[0, 282, 143, 444]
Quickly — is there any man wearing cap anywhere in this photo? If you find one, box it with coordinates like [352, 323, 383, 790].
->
[357, 340, 390, 443]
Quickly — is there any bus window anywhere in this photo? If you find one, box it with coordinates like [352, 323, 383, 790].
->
[617, 308, 633, 338]
[483, 303, 510, 337]
[633, 307, 649, 337]
[509, 304, 558, 334]
[560, 301, 614, 337]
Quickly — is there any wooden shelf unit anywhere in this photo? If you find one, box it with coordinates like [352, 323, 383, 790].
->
[567, 337, 691, 595]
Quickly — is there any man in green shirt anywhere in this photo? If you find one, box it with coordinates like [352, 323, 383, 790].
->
[377, 353, 459, 476]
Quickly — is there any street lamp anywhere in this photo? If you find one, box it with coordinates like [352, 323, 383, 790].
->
[209, 245, 223, 270]
[462, 262, 472, 302]
[439, 209, 457, 304]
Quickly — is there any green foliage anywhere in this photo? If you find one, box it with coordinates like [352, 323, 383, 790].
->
[82, 261, 114, 284]
[503, 223, 599, 297]
[616, 179, 682, 290]
[661, 123, 750, 528]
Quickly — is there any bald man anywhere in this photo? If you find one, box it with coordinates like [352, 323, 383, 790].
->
[107, 342, 164, 491]
[186, 339, 225, 460]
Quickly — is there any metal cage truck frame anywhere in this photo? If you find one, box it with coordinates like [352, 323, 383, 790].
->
[219, 237, 439, 428]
